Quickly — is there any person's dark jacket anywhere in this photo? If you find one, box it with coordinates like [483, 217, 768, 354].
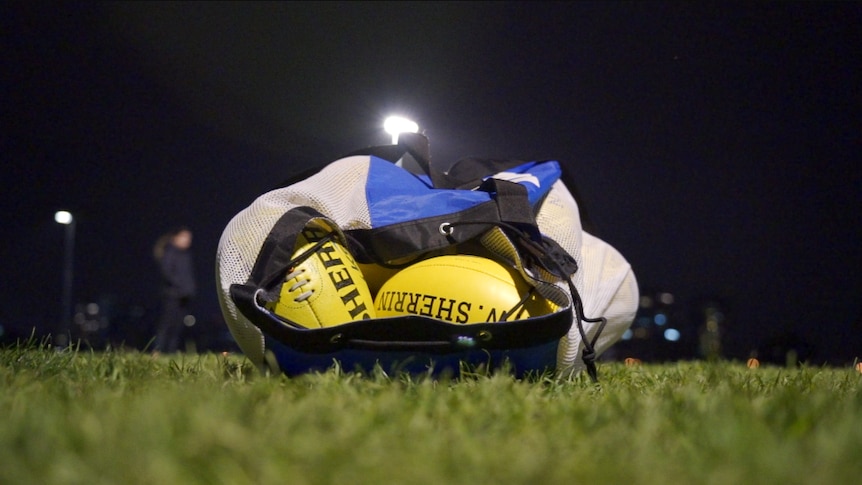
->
[160, 244, 196, 299]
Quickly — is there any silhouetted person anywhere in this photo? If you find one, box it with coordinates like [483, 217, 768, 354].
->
[153, 227, 196, 353]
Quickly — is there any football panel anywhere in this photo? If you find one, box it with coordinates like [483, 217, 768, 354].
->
[374, 255, 554, 324]
[267, 228, 376, 328]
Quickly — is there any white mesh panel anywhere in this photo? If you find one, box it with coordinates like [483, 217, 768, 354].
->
[535, 181, 638, 375]
[216, 156, 373, 367]
[558, 231, 639, 376]
[535, 181, 585, 289]
[534, 181, 585, 371]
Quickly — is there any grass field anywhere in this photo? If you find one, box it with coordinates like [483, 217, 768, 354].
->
[1, 343, 860, 485]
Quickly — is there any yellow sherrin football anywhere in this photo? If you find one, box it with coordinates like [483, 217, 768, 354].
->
[373, 254, 556, 324]
[266, 221, 375, 328]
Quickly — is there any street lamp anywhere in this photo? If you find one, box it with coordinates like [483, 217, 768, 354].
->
[383, 116, 418, 144]
[54, 210, 75, 347]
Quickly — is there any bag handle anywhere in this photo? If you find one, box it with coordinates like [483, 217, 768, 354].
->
[344, 132, 533, 190]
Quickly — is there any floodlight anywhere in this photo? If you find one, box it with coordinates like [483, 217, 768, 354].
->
[55, 210, 74, 225]
[383, 116, 418, 144]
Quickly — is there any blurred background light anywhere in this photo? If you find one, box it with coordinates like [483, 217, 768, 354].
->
[664, 328, 681, 342]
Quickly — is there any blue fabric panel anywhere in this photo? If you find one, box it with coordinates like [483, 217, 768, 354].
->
[266, 336, 559, 378]
[365, 157, 561, 228]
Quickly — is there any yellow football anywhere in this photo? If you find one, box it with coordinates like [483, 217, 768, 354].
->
[357, 262, 402, 297]
[266, 221, 375, 328]
[373, 254, 556, 324]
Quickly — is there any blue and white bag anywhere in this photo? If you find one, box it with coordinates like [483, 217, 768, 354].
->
[216, 134, 638, 379]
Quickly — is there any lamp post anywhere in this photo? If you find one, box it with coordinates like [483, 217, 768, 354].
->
[54, 210, 75, 347]
[383, 116, 418, 144]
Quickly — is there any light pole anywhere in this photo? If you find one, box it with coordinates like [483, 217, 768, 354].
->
[383, 116, 418, 144]
[54, 210, 75, 348]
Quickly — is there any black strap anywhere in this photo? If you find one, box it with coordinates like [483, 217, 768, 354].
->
[250, 207, 329, 290]
[229, 282, 573, 354]
[478, 178, 542, 242]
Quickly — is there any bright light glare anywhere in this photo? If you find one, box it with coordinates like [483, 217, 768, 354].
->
[54, 211, 74, 224]
[383, 116, 418, 144]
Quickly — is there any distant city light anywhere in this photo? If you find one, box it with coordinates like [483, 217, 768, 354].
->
[654, 313, 667, 326]
[659, 292, 674, 305]
[383, 116, 418, 144]
[54, 210, 74, 224]
[622, 329, 633, 340]
[663, 328, 681, 342]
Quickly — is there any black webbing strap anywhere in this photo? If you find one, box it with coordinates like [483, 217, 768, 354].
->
[230, 281, 573, 354]
[248, 207, 330, 291]
[477, 177, 542, 242]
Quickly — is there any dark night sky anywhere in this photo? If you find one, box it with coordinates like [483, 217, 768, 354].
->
[2, 2, 860, 362]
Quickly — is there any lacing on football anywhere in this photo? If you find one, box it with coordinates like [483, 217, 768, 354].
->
[258, 230, 339, 303]
[445, 220, 607, 382]
[285, 268, 313, 302]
